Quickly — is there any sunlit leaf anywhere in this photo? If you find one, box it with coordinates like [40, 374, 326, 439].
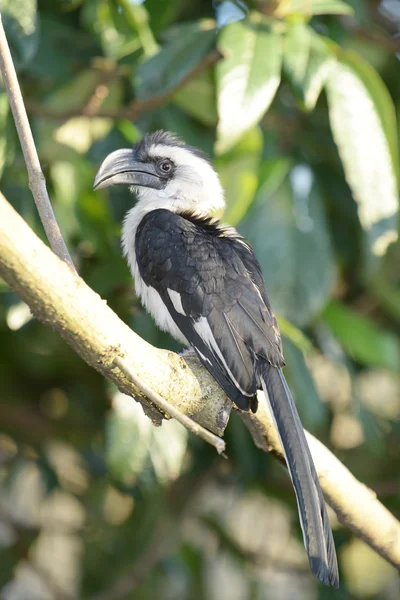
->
[324, 301, 400, 371]
[106, 394, 188, 488]
[277, 316, 311, 353]
[341, 538, 399, 597]
[284, 24, 335, 110]
[240, 163, 335, 326]
[81, 0, 141, 59]
[0, 0, 38, 67]
[275, 0, 354, 17]
[53, 117, 113, 154]
[135, 21, 216, 101]
[117, 0, 158, 58]
[302, 34, 335, 110]
[216, 127, 263, 225]
[326, 48, 399, 260]
[216, 21, 282, 153]
[283, 22, 311, 91]
[106, 400, 152, 486]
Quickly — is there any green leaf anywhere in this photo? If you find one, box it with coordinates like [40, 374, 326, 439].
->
[367, 274, 400, 324]
[284, 24, 335, 110]
[106, 395, 188, 488]
[143, 0, 187, 36]
[283, 22, 311, 91]
[42, 69, 123, 115]
[240, 163, 335, 326]
[324, 301, 400, 371]
[216, 21, 282, 154]
[0, 545, 21, 588]
[326, 48, 399, 261]
[282, 337, 327, 430]
[58, 0, 84, 9]
[81, 0, 141, 60]
[277, 316, 312, 353]
[135, 21, 216, 101]
[86, 256, 131, 296]
[276, 0, 353, 16]
[173, 69, 218, 126]
[117, 0, 158, 58]
[215, 127, 263, 225]
[29, 13, 98, 81]
[43, 70, 98, 112]
[0, 0, 38, 67]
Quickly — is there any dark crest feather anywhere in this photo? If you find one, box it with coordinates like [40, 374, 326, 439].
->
[133, 130, 211, 163]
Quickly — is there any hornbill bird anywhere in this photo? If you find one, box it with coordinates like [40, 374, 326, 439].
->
[93, 130, 339, 587]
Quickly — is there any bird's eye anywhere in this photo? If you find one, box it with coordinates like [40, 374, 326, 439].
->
[159, 160, 172, 174]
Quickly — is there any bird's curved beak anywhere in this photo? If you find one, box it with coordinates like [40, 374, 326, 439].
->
[93, 148, 162, 191]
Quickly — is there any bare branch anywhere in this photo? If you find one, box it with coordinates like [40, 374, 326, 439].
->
[0, 193, 400, 570]
[0, 15, 75, 269]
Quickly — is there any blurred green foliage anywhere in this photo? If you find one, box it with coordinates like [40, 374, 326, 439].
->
[0, 0, 399, 598]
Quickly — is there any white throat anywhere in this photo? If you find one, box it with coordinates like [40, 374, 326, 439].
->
[122, 145, 225, 275]
[121, 146, 225, 345]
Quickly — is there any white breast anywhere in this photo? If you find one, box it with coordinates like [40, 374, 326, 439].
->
[122, 203, 188, 345]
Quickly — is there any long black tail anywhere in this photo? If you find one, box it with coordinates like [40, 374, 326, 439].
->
[261, 366, 339, 588]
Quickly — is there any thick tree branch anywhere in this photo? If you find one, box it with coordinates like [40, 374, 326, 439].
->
[114, 355, 226, 454]
[0, 15, 75, 269]
[0, 192, 231, 436]
[1, 192, 400, 571]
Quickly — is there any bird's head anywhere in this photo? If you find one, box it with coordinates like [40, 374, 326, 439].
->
[93, 130, 225, 215]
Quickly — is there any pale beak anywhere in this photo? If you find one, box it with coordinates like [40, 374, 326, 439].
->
[93, 148, 163, 191]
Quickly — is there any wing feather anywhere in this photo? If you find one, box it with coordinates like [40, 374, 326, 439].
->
[135, 209, 284, 408]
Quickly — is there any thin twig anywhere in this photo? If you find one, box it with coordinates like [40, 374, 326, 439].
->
[26, 49, 221, 121]
[114, 355, 226, 455]
[0, 15, 76, 270]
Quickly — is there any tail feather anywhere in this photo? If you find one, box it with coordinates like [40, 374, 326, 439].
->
[261, 367, 339, 588]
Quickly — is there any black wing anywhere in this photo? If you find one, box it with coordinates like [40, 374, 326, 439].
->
[135, 209, 284, 411]
[135, 209, 339, 587]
